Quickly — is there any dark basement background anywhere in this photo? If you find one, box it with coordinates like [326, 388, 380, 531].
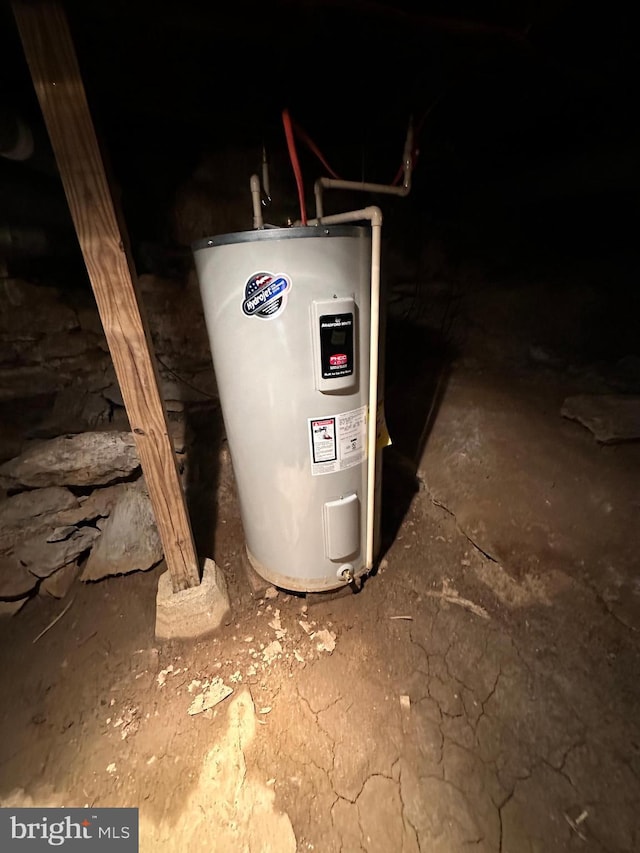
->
[1, 0, 638, 364]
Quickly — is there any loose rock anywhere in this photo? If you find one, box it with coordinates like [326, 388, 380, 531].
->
[561, 394, 640, 444]
[16, 527, 100, 579]
[0, 553, 40, 599]
[0, 431, 140, 488]
[0, 487, 78, 529]
[187, 678, 233, 715]
[81, 481, 162, 581]
[262, 640, 283, 664]
[55, 485, 122, 526]
[39, 563, 79, 599]
[0, 597, 28, 617]
[0, 488, 99, 594]
[315, 629, 337, 654]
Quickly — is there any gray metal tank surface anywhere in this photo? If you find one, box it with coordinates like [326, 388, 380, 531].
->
[193, 225, 376, 592]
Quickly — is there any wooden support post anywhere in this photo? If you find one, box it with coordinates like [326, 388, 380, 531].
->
[13, 0, 201, 593]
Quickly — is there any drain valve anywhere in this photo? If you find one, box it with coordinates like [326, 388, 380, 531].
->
[337, 563, 354, 583]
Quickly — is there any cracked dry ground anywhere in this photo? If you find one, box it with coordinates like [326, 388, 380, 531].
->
[0, 477, 638, 851]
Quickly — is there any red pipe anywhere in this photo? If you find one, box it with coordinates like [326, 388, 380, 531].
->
[292, 117, 342, 180]
[282, 109, 307, 225]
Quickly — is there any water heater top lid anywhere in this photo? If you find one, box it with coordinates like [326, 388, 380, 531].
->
[192, 225, 368, 252]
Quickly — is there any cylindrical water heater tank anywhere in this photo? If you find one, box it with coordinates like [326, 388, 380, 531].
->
[193, 225, 380, 592]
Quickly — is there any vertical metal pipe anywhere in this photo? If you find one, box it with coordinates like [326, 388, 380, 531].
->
[250, 174, 263, 229]
[308, 206, 383, 570]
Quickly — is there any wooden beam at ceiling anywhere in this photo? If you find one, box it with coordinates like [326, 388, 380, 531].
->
[12, 0, 201, 593]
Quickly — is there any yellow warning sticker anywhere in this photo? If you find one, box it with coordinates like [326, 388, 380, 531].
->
[376, 400, 392, 450]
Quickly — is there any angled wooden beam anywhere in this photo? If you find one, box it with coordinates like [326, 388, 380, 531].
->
[13, 0, 201, 592]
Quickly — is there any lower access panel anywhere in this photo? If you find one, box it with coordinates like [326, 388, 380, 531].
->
[324, 493, 360, 560]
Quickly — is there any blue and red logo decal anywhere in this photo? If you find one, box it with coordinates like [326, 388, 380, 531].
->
[242, 271, 291, 319]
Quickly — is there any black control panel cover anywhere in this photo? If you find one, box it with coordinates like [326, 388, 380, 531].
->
[319, 313, 354, 380]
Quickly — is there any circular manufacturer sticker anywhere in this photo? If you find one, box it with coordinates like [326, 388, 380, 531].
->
[242, 271, 291, 319]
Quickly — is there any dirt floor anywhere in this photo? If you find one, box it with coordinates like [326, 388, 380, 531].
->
[1, 268, 639, 852]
